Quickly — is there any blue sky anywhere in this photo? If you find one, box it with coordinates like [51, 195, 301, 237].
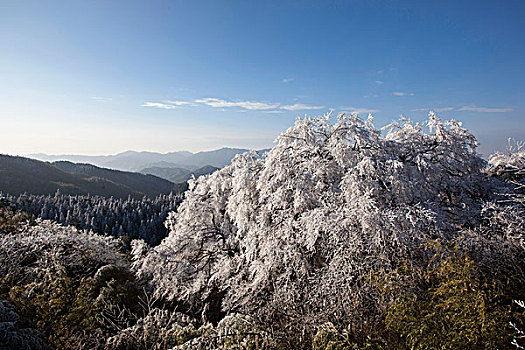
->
[1, 0, 524, 157]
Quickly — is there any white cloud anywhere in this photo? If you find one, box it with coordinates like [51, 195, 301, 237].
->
[375, 80, 384, 85]
[263, 110, 285, 114]
[283, 78, 294, 83]
[393, 92, 415, 96]
[280, 103, 324, 111]
[340, 107, 380, 114]
[457, 105, 513, 113]
[411, 107, 454, 112]
[144, 96, 336, 114]
[195, 98, 279, 110]
[162, 100, 193, 106]
[141, 102, 177, 110]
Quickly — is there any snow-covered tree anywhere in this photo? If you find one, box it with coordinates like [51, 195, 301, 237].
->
[133, 112, 496, 337]
[485, 139, 525, 205]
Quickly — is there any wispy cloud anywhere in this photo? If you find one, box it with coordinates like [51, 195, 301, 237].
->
[141, 102, 177, 110]
[282, 78, 294, 83]
[411, 107, 454, 112]
[144, 96, 373, 114]
[195, 98, 279, 110]
[457, 105, 513, 113]
[280, 103, 325, 111]
[393, 92, 415, 96]
[340, 107, 380, 114]
[375, 80, 384, 85]
[162, 100, 193, 106]
[141, 99, 194, 109]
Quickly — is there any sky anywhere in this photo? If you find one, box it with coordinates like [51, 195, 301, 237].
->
[1, 0, 524, 157]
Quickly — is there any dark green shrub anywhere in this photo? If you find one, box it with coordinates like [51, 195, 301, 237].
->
[373, 240, 520, 349]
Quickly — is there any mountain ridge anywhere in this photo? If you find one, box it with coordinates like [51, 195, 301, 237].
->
[140, 165, 220, 183]
[26, 147, 263, 172]
[0, 155, 186, 199]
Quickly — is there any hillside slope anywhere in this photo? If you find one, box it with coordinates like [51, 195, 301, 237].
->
[52, 161, 176, 197]
[0, 155, 181, 199]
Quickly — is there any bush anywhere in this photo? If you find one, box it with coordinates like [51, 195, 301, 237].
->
[0, 218, 142, 349]
[312, 322, 383, 350]
[0, 300, 50, 349]
[373, 240, 520, 349]
[0, 199, 33, 234]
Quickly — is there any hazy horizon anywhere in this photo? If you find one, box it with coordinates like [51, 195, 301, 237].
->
[20, 146, 260, 158]
[2, 123, 517, 160]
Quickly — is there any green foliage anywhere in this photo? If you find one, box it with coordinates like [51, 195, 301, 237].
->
[7, 260, 141, 349]
[169, 314, 278, 350]
[373, 240, 518, 349]
[106, 310, 281, 350]
[312, 322, 383, 350]
[107, 309, 205, 350]
[0, 200, 32, 234]
[9, 262, 84, 348]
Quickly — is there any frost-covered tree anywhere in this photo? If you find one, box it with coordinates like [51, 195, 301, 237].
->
[478, 140, 525, 250]
[0, 219, 137, 348]
[133, 112, 497, 338]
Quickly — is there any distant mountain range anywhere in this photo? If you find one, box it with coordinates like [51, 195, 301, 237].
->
[140, 165, 220, 184]
[28, 147, 263, 172]
[3, 148, 268, 198]
[0, 155, 187, 199]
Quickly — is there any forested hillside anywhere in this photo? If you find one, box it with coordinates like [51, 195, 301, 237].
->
[1, 114, 524, 349]
[0, 155, 184, 199]
[51, 161, 178, 197]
